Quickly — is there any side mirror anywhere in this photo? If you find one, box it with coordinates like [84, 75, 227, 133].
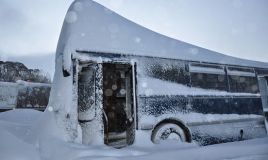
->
[62, 67, 70, 77]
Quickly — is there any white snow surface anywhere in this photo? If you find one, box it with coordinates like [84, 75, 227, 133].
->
[0, 109, 268, 160]
[138, 77, 260, 96]
[57, 0, 268, 73]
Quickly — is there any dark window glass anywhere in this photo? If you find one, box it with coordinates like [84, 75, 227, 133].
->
[227, 67, 259, 93]
[191, 73, 227, 90]
[255, 69, 268, 75]
[191, 63, 223, 70]
[140, 58, 190, 85]
[228, 66, 254, 73]
[189, 63, 226, 91]
[228, 75, 259, 93]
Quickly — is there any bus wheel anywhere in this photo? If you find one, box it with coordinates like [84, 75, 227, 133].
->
[151, 123, 187, 144]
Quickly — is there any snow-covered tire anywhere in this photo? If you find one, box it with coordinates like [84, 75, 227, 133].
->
[151, 123, 187, 144]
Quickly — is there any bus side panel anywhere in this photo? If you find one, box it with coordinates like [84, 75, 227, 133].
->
[139, 96, 188, 117]
[229, 97, 263, 115]
[190, 119, 267, 145]
[137, 95, 266, 145]
[191, 97, 230, 114]
[139, 96, 263, 116]
[191, 96, 263, 115]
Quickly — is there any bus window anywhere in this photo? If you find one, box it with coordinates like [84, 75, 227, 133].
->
[142, 58, 189, 85]
[227, 67, 259, 93]
[189, 63, 226, 91]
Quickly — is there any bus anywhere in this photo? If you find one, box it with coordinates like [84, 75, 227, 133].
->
[50, 0, 268, 148]
[71, 51, 268, 147]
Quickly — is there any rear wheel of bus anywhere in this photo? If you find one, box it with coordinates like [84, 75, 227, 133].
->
[151, 121, 191, 144]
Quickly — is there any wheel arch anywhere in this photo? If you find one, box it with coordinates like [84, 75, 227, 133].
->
[151, 118, 192, 143]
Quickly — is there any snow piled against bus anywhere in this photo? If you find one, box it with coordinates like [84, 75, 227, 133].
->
[0, 109, 268, 160]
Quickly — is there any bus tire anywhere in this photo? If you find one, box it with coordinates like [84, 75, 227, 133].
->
[151, 121, 191, 144]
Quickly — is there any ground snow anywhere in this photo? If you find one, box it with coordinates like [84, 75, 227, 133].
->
[0, 109, 267, 160]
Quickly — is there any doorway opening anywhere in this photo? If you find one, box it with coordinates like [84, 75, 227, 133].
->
[103, 63, 135, 148]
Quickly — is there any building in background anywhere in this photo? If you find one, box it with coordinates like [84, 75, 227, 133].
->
[0, 61, 51, 112]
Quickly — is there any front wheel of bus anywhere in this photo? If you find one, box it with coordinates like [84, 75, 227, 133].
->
[151, 123, 187, 144]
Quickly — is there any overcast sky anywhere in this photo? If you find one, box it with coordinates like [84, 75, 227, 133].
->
[0, 0, 268, 77]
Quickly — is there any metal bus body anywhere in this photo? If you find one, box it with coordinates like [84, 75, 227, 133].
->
[70, 50, 268, 147]
[54, 0, 268, 148]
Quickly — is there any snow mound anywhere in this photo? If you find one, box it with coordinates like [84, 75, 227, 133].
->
[0, 109, 42, 124]
[0, 110, 267, 160]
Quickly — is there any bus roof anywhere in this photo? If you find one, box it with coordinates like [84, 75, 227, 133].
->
[57, 0, 268, 69]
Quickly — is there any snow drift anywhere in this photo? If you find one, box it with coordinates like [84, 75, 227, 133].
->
[0, 109, 268, 160]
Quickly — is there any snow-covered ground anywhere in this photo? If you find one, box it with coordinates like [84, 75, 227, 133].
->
[0, 109, 267, 160]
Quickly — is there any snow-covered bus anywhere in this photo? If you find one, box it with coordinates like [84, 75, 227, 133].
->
[49, 0, 268, 147]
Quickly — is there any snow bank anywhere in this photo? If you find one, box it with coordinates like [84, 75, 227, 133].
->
[138, 77, 260, 96]
[46, 54, 81, 143]
[0, 109, 41, 124]
[0, 109, 268, 160]
[0, 130, 40, 160]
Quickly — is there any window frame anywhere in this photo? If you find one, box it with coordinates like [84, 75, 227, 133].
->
[226, 66, 259, 93]
[189, 63, 227, 91]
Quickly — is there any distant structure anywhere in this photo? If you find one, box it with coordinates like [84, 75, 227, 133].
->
[0, 61, 51, 112]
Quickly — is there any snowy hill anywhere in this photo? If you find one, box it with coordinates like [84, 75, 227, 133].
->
[7, 54, 55, 79]
[0, 61, 51, 83]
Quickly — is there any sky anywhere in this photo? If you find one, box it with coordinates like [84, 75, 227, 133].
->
[0, 0, 268, 77]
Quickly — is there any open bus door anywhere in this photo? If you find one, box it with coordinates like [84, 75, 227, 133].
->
[74, 59, 136, 147]
[103, 63, 135, 147]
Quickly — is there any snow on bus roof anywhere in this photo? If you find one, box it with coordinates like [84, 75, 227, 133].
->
[57, 0, 268, 69]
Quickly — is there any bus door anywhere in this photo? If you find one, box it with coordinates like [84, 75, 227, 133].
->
[258, 76, 268, 121]
[77, 62, 98, 144]
[103, 63, 135, 147]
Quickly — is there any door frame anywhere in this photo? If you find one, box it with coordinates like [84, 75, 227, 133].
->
[72, 51, 138, 146]
[102, 61, 137, 146]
